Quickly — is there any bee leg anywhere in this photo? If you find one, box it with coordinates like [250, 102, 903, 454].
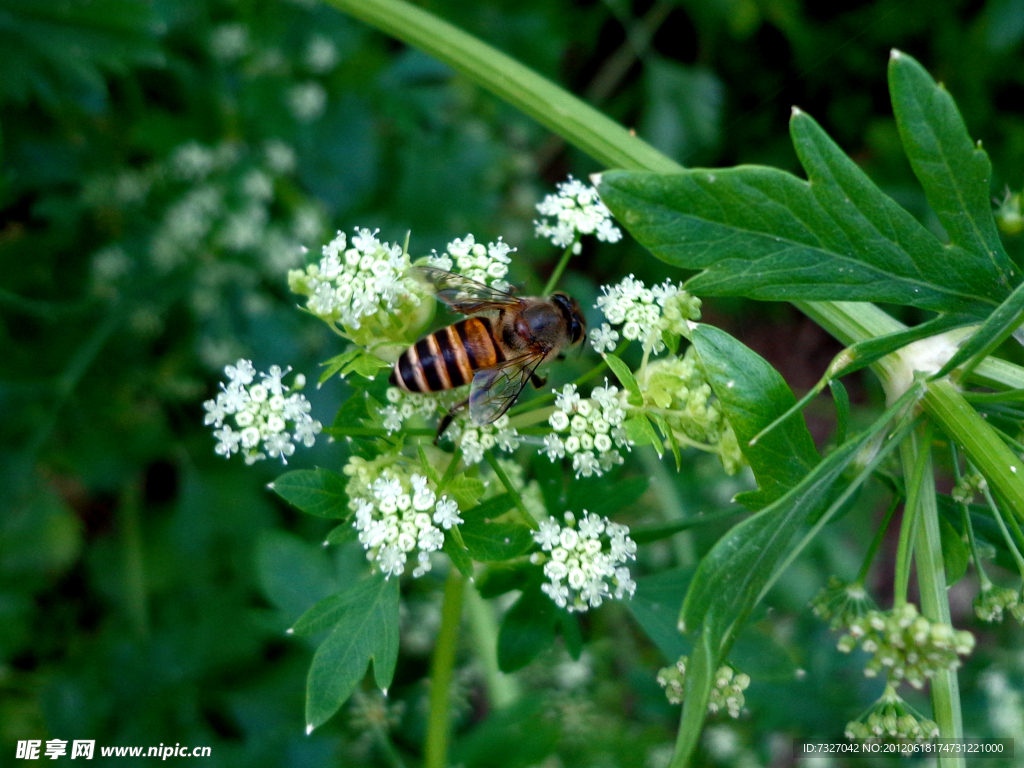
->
[435, 399, 468, 444]
[530, 372, 547, 389]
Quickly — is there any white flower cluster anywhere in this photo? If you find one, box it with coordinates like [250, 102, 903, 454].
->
[543, 383, 629, 478]
[345, 461, 463, 579]
[381, 387, 440, 434]
[203, 359, 322, 465]
[428, 233, 513, 292]
[289, 229, 427, 346]
[531, 511, 636, 613]
[287, 81, 327, 122]
[534, 176, 622, 253]
[447, 414, 521, 465]
[593, 275, 701, 353]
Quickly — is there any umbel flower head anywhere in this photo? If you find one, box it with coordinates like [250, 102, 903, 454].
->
[534, 176, 622, 253]
[974, 583, 1024, 624]
[811, 576, 877, 631]
[543, 382, 630, 478]
[836, 602, 975, 688]
[657, 657, 750, 718]
[203, 359, 321, 465]
[427, 233, 513, 292]
[530, 510, 636, 613]
[593, 275, 701, 353]
[844, 684, 939, 741]
[288, 228, 432, 353]
[343, 455, 463, 579]
[381, 387, 440, 434]
[635, 350, 743, 475]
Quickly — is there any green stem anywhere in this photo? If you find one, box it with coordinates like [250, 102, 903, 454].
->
[856, 493, 901, 585]
[542, 239, 579, 296]
[464, 587, 520, 708]
[119, 475, 149, 639]
[922, 379, 1024, 528]
[899, 424, 964, 766]
[893, 422, 934, 607]
[975, 472, 1024, 578]
[485, 451, 538, 529]
[437, 447, 463, 494]
[424, 569, 465, 768]
[950, 444, 990, 587]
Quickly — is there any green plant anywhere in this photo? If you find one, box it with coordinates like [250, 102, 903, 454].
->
[193, 2, 1024, 767]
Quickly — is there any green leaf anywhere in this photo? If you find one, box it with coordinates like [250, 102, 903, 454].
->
[477, 561, 533, 598]
[627, 568, 693, 663]
[598, 102, 1010, 317]
[446, 476, 487, 510]
[832, 313, 976, 379]
[624, 414, 663, 456]
[324, 522, 357, 547]
[256, 531, 338, 619]
[936, 281, 1024, 379]
[566, 475, 649, 518]
[690, 324, 819, 510]
[461, 493, 516, 522]
[649, 412, 682, 470]
[319, 350, 360, 385]
[497, 585, 557, 672]
[829, 379, 850, 446]
[271, 468, 350, 519]
[673, 627, 717, 764]
[939, 515, 969, 585]
[629, 508, 747, 544]
[888, 50, 1019, 291]
[603, 353, 642, 404]
[461, 518, 533, 562]
[305, 573, 400, 730]
[443, 527, 474, 578]
[319, 349, 391, 384]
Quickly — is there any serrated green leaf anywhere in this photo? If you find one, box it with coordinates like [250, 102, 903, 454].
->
[461, 518, 533, 562]
[497, 586, 557, 672]
[256, 530, 338, 620]
[347, 350, 391, 379]
[271, 468, 350, 519]
[461, 493, 516, 523]
[888, 50, 1019, 291]
[324, 522, 357, 547]
[320, 350, 360, 385]
[691, 324, 819, 510]
[305, 573, 399, 730]
[332, 391, 372, 430]
[603, 353, 641, 403]
[939, 515, 969, 585]
[599, 99, 1011, 317]
[446, 476, 486, 510]
[443, 527, 474, 578]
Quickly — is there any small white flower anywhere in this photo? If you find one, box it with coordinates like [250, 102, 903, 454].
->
[543, 379, 629, 477]
[288, 82, 327, 122]
[433, 234, 514, 291]
[433, 496, 463, 529]
[589, 322, 619, 354]
[534, 175, 621, 251]
[304, 34, 338, 73]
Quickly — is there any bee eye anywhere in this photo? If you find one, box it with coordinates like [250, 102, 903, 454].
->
[570, 315, 583, 344]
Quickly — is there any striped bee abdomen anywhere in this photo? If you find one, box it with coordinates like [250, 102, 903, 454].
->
[390, 317, 505, 393]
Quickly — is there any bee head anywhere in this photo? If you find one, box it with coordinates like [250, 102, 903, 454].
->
[551, 292, 586, 346]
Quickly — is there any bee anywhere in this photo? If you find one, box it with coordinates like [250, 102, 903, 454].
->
[390, 267, 586, 433]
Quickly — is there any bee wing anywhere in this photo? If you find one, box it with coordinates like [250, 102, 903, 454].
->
[413, 266, 523, 315]
[469, 352, 547, 425]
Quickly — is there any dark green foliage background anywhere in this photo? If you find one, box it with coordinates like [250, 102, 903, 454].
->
[2, 0, 1023, 764]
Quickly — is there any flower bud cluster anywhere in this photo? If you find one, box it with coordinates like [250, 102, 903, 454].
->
[288, 229, 430, 348]
[343, 456, 463, 579]
[593, 275, 701, 353]
[996, 188, 1024, 236]
[381, 387, 440, 434]
[974, 584, 1024, 624]
[636, 351, 743, 475]
[530, 511, 636, 612]
[844, 684, 938, 741]
[534, 176, 622, 252]
[836, 603, 975, 688]
[952, 472, 986, 504]
[543, 383, 630, 478]
[427, 233, 513, 292]
[448, 414, 521, 465]
[656, 657, 750, 718]
[811, 577, 876, 631]
[204, 359, 321, 464]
